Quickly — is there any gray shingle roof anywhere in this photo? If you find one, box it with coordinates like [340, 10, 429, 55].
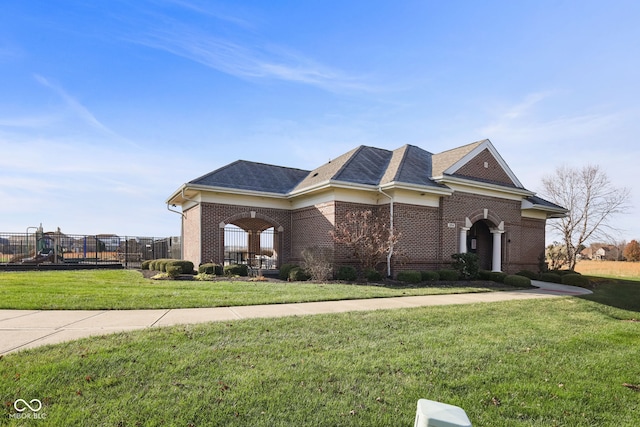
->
[190, 160, 310, 194]
[188, 141, 522, 195]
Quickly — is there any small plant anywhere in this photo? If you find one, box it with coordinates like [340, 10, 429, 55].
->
[194, 273, 216, 281]
[397, 270, 421, 283]
[301, 246, 334, 281]
[420, 271, 440, 281]
[437, 269, 460, 281]
[451, 253, 479, 280]
[336, 266, 357, 281]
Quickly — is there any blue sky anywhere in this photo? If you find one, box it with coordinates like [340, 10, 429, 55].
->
[1, 0, 638, 243]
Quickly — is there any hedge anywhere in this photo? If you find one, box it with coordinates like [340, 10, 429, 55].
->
[561, 273, 591, 288]
[515, 270, 539, 280]
[365, 268, 383, 282]
[289, 267, 311, 281]
[167, 260, 194, 275]
[437, 269, 460, 281]
[166, 265, 182, 278]
[503, 274, 532, 287]
[420, 271, 440, 281]
[336, 266, 357, 281]
[279, 264, 298, 281]
[198, 263, 223, 275]
[397, 270, 422, 283]
[224, 264, 249, 277]
[539, 272, 563, 284]
[141, 260, 153, 270]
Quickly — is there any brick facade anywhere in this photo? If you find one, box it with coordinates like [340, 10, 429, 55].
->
[172, 140, 557, 276]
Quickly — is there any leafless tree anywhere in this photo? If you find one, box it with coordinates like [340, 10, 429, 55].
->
[541, 164, 630, 270]
[330, 209, 399, 275]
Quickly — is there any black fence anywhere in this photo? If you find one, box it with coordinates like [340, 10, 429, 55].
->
[0, 231, 180, 269]
[223, 225, 277, 270]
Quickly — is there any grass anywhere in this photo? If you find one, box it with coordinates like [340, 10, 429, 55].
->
[1, 293, 639, 426]
[0, 270, 504, 310]
[575, 260, 640, 280]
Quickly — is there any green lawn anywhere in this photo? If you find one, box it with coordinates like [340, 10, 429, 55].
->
[1, 290, 639, 426]
[0, 270, 504, 310]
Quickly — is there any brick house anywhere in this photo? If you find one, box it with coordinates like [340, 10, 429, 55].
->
[166, 139, 566, 275]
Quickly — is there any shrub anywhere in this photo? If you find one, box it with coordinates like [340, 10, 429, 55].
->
[141, 260, 152, 270]
[437, 269, 460, 281]
[420, 271, 440, 281]
[365, 268, 383, 282]
[301, 246, 334, 281]
[397, 270, 421, 283]
[451, 253, 479, 280]
[279, 264, 298, 281]
[153, 259, 173, 272]
[551, 269, 580, 276]
[504, 274, 532, 287]
[166, 265, 182, 278]
[539, 272, 563, 284]
[561, 273, 591, 288]
[336, 266, 357, 281]
[478, 270, 493, 280]
[224, 264, 249, 277]
[490, 272, 508, 283]
[516, 270, 539, 280]
[198, 263, 222, 275]
[288, 267, 311, 281]
[168, 260, 194, 275]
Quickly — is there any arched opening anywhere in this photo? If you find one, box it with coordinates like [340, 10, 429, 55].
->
[468, 220, 493, 271]
[223, 216, 279, 270]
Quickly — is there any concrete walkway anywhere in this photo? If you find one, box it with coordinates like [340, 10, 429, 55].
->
[0, 281, 591, 356]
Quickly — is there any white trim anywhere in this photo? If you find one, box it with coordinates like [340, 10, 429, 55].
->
[434, 175, 534, 200]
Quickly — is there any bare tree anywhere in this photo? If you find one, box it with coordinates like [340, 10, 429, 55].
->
[330, 209, 399, 276]
[541, 164, 630, 270]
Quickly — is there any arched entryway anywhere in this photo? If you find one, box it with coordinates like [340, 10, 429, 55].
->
[221, 211, 283, 270]
[458, 210, 505, 272]
[468, 220, 493, 271]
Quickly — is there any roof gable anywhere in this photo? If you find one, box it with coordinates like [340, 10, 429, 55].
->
[433, 139, 523, 188]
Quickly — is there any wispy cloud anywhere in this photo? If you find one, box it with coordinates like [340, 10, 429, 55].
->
[118, 2, 375, 93]
[33, 74, 112, 133]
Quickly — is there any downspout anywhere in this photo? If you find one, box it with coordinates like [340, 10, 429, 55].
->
[166, 186, 198, 218]
[378, 188, 394, 278]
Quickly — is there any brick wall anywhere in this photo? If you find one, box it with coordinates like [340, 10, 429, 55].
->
[182, 192, 545, 274]
[454, 148, 515, 186]
[290, 201, 336, 264]
[182, 204, 201, 266]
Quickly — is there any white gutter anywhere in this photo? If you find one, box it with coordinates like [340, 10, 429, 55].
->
[378, 187, 394, 278]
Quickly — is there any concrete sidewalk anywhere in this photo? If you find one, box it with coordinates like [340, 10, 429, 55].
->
[0, 281, 591, 356]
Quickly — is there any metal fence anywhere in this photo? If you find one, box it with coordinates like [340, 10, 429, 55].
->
[224, 225, 277, 269]
[0, 231, 180, 269]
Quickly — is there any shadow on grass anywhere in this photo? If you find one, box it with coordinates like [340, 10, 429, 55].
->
[577, 276, 640, 313]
